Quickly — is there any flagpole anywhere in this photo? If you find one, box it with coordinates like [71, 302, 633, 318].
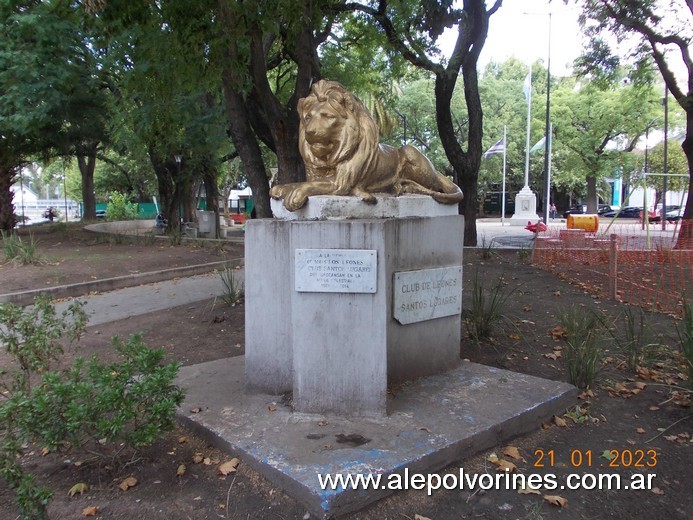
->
[501, 125, 507, 224]
[524, 63, 532, 188]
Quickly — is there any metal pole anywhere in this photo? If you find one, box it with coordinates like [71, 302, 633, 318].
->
[63, 173, 68, 223]
[501, 125, 507, 224]
[661, 86, 668, 231]
[524, 63, 532, 188]
[542, 10, 552, 225]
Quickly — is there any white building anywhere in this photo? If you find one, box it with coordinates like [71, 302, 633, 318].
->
[11, 182, 80, 225]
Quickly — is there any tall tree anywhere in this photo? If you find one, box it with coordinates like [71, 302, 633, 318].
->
[574, 0, 693, 245]
[552, 75, 661, 213]
[346, 0, 502, 246]
[0, 0, 83, 230]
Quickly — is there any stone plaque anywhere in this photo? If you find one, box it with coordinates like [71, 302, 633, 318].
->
[295, 249, 377, 293]
[393, 266, 462, 325]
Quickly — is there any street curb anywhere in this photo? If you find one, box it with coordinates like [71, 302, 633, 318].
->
[0, 258, 242, 306]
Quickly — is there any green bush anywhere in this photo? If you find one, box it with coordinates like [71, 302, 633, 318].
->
[105, 191, 138, 221]
[560, 306, 608, 388]
[678, 300, 693, 389]
[464, 270, 515, 341]
[0, 298, 185, 518]
[1, 231, 42, 265]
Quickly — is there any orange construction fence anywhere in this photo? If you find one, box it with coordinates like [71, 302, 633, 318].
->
[532, 219, 693, 315]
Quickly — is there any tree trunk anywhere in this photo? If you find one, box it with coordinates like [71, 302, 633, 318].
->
[675, 112, 693, 248]
[217, 23, 272, 218]
[0, 164, 17, 232]
[586, 175, 598, 214]
[77, 143, 98, 220]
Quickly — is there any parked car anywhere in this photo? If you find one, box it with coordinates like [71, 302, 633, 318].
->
[602, 206, 642, 219]
[650, 207, 683, 222]
[562, 205, 586, 218]
[562, 204, 612, 218]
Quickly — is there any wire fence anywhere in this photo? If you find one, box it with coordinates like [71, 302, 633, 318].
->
[532, 219, 693, 316]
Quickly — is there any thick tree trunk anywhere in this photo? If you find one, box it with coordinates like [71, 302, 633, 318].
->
[675, 114, 693, 248]
[0, 165, 17, 232]
[77, 143, 98, 220]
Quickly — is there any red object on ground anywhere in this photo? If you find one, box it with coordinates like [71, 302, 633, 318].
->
[524, 220, 547, 233]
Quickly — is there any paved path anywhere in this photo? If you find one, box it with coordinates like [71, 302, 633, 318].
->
[53, 270, 243, 327]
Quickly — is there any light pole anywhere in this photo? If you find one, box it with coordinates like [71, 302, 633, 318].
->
[661, 87, 668, 231]
[541, 7, 553, 225]
[62, 173, 68, 223]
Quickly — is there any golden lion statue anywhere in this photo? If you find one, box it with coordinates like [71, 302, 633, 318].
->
[270, 80, 464, 211]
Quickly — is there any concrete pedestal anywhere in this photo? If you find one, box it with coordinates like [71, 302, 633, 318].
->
[245, 195, 464, 416]
[509, 186, 539, 226]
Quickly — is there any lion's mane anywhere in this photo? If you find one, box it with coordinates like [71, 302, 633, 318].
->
[298, 81, 381, 194]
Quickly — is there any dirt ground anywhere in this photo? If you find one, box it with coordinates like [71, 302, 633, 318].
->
[1, 223, 691, 519]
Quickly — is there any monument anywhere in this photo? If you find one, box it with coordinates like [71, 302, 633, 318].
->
[247, 80, 465, 416]
[176, 80, 577, 518]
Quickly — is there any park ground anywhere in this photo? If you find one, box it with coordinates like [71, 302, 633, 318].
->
[0, 223, 691, 519]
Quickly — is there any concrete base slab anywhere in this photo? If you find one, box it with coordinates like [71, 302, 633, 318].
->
[271, 194, 458, 221]
[175, 357, 577, 518]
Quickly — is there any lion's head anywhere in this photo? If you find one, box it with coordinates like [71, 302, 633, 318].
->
[298, 80, 379, 184]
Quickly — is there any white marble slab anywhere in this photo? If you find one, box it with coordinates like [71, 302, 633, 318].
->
[393, 266, 462, 324]
[295, 249, 377, 293]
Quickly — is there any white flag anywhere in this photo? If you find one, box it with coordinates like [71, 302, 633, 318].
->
[523, 72, 532, 103]
[530, 136, 545, 154]
[484, 137, 505, 159]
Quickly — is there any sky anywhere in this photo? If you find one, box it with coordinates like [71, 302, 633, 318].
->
[442, 0, 585, 76]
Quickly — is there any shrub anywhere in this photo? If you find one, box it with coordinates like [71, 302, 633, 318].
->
[1, 231, 42, 265]
[560, 306, 608, 388]
[678, 300, 693, 389]
[615, 307, 662, 370]
[465, 270, 515, 341]
[219, 263, 244, 306]
[0, 298, 185, 517]
[105, 191, 138, 221]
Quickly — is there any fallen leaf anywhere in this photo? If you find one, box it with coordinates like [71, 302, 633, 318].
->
[541, 421, 551, 430]
[486, 452, 499, 464]
[203, 457, 212, 465]
[548, 326, 567, 339]
[508, 334, 521, 340]
[601, 450, 615, 461]
[518, 485, 542, 495]
[502, 446, 523, 461]
[636, 427, 646, 434]
[177, 464, 186, 477]
[554, 416, 567, 427]
[68, 483, 89, 496]
[552, 291, 561, 297]
[118, 476, 138, 491]
[649, 406, 660, 411]
[192, 453, 204, 464]
[496, 459, 517, 473]
[82, 506, 98, 517]
[633, 382, 647, 390]
[218, 458, 240, 476]
[267, 404, 277, 412]
[651, 487, 665, 495]
[543, 495, 568, 507]
[41, 447, 50, 457]
[178, 436, 188, 444]
[414, 515, 432, 520]
[190, 407, 202, 414]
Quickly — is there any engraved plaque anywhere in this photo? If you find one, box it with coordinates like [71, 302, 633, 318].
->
[393, 266, 462, 325]
[295, 249, 377, 293]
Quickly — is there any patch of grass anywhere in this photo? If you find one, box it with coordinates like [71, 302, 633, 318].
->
[560, 305, 608, 388]
[479, 235, 497, 260]
[168, 228, 183, 246]
[219, 263, 244, 306]
[614, 307, 663, 370]
[1, 231, 43, 265]
[464, 270, 516, 341]
[516, 245, 532, 262]
[677, 300, 693, 389]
